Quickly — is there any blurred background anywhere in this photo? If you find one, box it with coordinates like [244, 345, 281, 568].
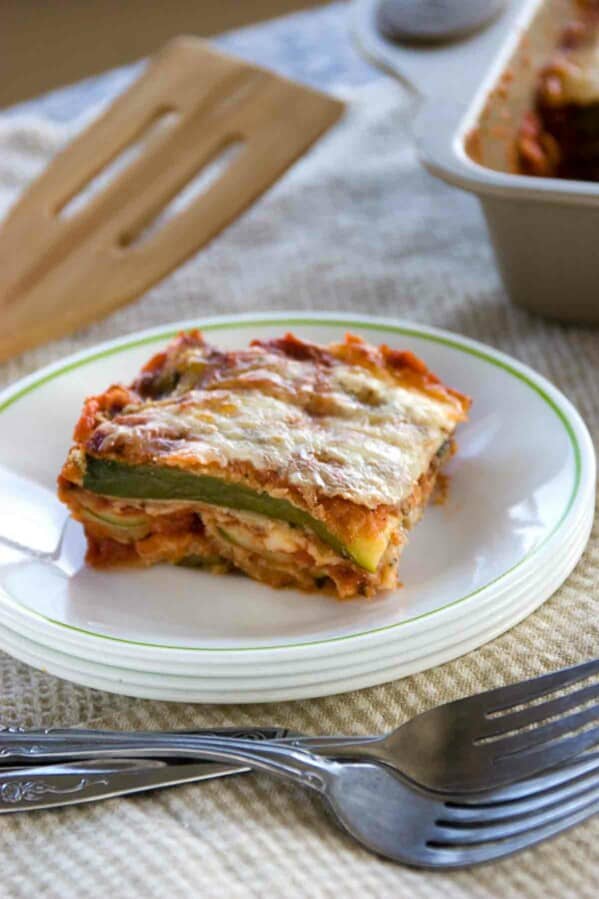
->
[1, 0, 332, 107]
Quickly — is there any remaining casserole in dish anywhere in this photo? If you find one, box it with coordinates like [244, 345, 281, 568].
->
[518, 0, 599, 179]
[58, 331, 469, 598]
[417, 0, 599, 323]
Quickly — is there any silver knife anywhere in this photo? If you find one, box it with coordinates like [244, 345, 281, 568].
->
[0, 758, 250, 812]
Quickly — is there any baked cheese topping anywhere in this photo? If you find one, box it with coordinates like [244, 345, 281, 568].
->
[551, 39, 599, 104]
[60, 333, 470, 596]
[89, 353, 460, 509]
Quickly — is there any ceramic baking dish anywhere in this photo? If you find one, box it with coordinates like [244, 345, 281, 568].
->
[416, 0, 599, 324]
[353, 0, 599, 324]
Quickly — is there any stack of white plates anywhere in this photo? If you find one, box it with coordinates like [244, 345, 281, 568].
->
[0, 314, 594, 703]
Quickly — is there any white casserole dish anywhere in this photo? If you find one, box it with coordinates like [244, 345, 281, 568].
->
[353, 0, 599, 324]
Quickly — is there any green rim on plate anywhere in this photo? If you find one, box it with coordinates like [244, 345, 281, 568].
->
[0, 315, 584, 652]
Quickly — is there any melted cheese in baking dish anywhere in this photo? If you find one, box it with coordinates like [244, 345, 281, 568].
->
[554, 39, 599, 104]
[90, 361, 459, 509]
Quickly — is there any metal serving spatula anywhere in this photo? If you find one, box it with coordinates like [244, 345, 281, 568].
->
[0, 37, 344, 362]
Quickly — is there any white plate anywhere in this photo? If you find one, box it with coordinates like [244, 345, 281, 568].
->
[0, 492, 591, 683]
[0, 497, 592, 703]
[0, 313, 594, 701]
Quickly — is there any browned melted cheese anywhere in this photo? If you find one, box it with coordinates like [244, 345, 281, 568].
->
[75, 332, 469, 511]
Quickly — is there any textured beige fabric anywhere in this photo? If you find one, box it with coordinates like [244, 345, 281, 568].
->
[0, 83, 597, 898]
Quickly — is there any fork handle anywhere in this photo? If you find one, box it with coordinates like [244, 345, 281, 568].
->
[0, 727, 378, 765]
[0, 735, 339, 793]
[0, 726, 296, 743]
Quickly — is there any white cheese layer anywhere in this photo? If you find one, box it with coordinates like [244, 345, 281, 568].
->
[554, 38, 599, 104]
[93, 360, 459, 509]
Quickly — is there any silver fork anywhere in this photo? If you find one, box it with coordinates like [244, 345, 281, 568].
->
[2, 734, 597, 867]
[2, 658, 598, 792]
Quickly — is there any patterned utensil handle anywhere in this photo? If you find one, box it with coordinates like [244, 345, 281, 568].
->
[0, 759, 249, 812]
[0, 726, 297, 763]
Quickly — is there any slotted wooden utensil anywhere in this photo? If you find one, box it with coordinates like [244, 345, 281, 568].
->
[0, 37, 344, 362]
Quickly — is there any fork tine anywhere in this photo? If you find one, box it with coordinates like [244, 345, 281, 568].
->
[433, 781, 599, 845]
[462, 751, 599, 803]
[423, 799, 599, 868]
[479, 658, 599, 715]
[493, 725, 599, 786]
[492, 707, 599, 761]
[441, 765, 599, 824]
[478, 680, 599, 739]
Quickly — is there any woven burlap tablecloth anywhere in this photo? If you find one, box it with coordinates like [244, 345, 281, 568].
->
[0, 64, 598, 899]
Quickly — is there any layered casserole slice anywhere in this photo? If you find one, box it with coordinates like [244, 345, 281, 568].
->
[518, 1, 599, 180]
[58, 332, 469, 598]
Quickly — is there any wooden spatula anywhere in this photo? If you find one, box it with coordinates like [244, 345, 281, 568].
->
[0, 37, 344, 362]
